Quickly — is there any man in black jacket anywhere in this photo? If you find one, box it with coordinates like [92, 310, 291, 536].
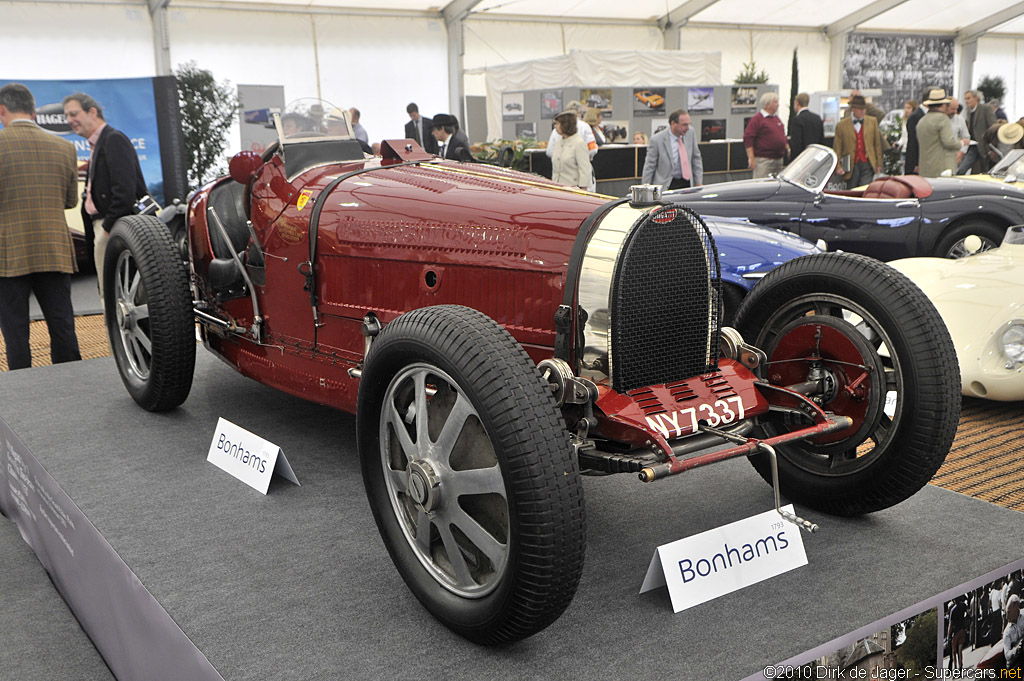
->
[788, 92, 824, 160]
[431, 113, 473, 162]
[404, 103, 437, 154]
[904, 89, 929, 175]
[63, 92, 147, 294]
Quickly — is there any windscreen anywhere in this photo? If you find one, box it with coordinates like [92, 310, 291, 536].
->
[779, 144, 838, 192]
[275, 98, 356, 146]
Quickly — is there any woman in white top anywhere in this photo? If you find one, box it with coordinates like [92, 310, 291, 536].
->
[896, 99, 917, 170]
[551, 111, 593, 189]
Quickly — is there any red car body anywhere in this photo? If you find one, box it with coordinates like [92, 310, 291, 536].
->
[188, 152, 779, 453]
[190, 156, 600, 412]
[102, 122, 958, 644]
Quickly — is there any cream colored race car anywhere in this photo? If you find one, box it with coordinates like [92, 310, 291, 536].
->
[890, 225, 1024, 401]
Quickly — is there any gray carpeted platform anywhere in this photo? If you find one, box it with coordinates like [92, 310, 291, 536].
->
[1, 352, 1022, 680]
[0, 514, 114, 680]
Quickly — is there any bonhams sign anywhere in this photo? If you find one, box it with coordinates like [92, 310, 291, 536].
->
[640, 505, 809, 612]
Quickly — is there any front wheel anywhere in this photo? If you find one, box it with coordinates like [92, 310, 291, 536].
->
[104, 215, 195, 411]
[734, 253, 960, 516]
[934, 220, 1003, 258]
[357, 305, 585, 644]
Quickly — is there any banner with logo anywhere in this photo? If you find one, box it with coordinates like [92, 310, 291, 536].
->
[7, 76, 187, 205]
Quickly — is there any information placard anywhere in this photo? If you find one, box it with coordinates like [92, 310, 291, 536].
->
[640, 505, 808, 613]
[206, 418, 299, 494]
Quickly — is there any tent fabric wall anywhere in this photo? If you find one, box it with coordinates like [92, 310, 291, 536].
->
[677, 26, 832, 116]
[463, 18, 664, 83]
[166, 9, 448, 158]
[1, 3, 155, 80]
[974, 35, 1023, 120]
[463, 17, 663, 136]
[479, 49, 721, 141]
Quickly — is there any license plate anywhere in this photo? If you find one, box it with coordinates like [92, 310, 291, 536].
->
[644, 396, 746, 439]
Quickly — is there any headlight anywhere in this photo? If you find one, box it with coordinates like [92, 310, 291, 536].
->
[1002, 323, 1024, 367]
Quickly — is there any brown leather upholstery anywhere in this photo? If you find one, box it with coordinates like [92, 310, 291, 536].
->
[862, 177, 913, 200]
[860, 175, 934, 200]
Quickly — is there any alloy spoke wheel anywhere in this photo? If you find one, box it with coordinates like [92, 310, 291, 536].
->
[114, 250, 153, 380]
[379, 363, 509, 598]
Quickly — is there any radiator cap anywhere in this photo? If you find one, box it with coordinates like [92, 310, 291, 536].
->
[629, 184, 662, 207]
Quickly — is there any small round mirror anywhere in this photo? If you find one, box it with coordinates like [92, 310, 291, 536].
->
[229, 150, 262, 184]
[963, 234, 983, 254]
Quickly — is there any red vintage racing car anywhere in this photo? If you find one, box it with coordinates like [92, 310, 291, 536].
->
[102, 103, 960, 644]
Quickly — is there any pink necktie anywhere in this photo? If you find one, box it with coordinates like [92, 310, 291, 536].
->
[678, 135, 691, 181]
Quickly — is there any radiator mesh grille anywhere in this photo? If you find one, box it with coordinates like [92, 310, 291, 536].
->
[609, 206, 721, 393]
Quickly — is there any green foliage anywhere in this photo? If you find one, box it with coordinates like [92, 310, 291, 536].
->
[896, 609, 938, 675]
[735, 61, 770, 84]
[473, 137, 538, 171]
[174, 61, 240, 189]
[881, 113, 903, 175]
[977, 75, 1006, 104]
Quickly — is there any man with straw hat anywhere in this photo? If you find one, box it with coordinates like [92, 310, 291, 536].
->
[994, 121, 1024, 162]
[916, 88, 960, 178]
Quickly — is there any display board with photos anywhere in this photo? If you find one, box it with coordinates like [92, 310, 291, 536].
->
[842, 32, 954, 114]
[632, 88, 666, 116]
[580, 88, 613, 115]
[501, 85, 778, 148]
[540, 90, 562, 120]
[688, 87, 714, 114]
[514, 122, 537, 140]
[502, 92, 525, 120]
[731, 86, 758, 113]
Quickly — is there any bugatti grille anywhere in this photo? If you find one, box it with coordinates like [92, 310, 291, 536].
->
[609, 206, 721, 393]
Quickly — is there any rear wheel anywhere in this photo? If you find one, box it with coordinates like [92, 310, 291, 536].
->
[357, 305, 585, 644]
[104, 215, 195, 411]
[934, 220, 1003, 258]
[734, 253, 959, 515]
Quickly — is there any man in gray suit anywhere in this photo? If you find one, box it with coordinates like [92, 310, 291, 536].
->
[964, 89, 998, 173]
[642, 108, 703, 190]
[916, 88, 959, 178]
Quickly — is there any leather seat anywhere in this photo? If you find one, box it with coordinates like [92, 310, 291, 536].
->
[207, 181, 249, 260]
[206, 181, 249, 295]
[862, 177, 913, 200]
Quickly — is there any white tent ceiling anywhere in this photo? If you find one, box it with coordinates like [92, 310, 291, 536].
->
[7, 0, 1023, 146]
[170, 0, 1024, 35]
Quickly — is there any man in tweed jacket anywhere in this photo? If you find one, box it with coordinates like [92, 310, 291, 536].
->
[0, 83, 81, 370]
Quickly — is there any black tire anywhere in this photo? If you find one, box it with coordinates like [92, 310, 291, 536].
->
[165, 211, 188, 262]
[357, 305, 585, 644]
[934, 220, 1004, 258]
[734, 252, 960, 516]
[104, 215, 195, 411]
[720, 283, 746, 327]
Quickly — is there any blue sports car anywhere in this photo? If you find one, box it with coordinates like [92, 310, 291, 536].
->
[704, 215, 824, 322]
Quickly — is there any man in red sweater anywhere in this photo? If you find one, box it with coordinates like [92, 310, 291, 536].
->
[743, 92, 789, 178]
